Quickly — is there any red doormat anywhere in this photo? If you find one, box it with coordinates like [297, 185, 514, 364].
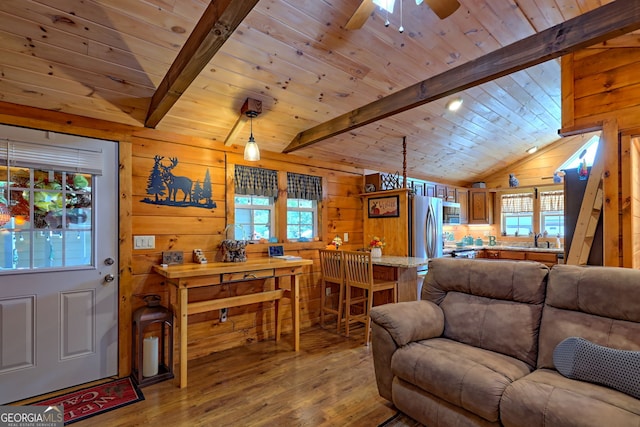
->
[34, 377, 144, 425]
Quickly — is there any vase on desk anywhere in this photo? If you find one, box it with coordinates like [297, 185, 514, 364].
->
[371, 247, 382, 258]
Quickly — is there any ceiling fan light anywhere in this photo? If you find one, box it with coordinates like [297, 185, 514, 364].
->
[526, 146, 538, 154]
[446, 98, 463, 111]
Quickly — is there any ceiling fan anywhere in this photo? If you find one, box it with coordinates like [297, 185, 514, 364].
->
[345, 0, 460, 30]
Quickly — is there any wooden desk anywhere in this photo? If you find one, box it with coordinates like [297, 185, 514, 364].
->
[153, 258, 312, 388]
[370, 256, 429, 302]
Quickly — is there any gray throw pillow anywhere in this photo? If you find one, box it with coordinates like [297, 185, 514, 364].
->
[553, 337, 640, 399]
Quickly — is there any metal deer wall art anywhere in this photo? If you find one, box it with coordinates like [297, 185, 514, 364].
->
[142, 155, 217, 209]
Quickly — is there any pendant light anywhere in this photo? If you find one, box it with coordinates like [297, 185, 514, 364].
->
[243, 110, 260, 161]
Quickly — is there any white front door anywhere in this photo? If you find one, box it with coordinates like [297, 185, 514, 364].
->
[0, 125, 118, 404]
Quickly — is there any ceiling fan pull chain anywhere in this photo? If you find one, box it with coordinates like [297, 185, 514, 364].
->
[399, 0, 404, 33]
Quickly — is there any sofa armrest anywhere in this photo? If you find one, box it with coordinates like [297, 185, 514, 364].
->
[371, 300, 445, 347]
[370, 301, 444, 401]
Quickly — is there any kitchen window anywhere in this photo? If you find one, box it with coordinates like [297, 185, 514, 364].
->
[540, 190, 564, 237]
[499, 187, 564, 237]
[501, 192, 534, 236]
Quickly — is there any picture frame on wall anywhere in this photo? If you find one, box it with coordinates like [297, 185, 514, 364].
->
[368, 195, 399, 218]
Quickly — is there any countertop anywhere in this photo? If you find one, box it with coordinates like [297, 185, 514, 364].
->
[444, 245, 563, 255]
[370, 256, 429, 268]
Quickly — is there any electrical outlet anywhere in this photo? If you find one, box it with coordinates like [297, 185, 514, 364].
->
[325, 288, 331, 296]
[220, 308, 228, 322]
[162, 251, 184, 265]
[343, 232, 349, 242]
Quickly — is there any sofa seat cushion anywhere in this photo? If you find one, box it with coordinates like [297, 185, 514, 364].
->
[391, 338, 533, 423]
[501, 369, 640, 427]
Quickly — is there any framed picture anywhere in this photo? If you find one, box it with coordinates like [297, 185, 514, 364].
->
[368, 195, 399, 218]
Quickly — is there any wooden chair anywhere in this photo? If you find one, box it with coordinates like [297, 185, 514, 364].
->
[319, 249, 345, 333]
[343, 250, 398, 346]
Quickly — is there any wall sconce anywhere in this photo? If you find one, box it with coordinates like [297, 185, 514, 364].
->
[244, 110, 260, 161]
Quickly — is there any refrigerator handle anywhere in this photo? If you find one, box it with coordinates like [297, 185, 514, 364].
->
[426, 203, 436, 258]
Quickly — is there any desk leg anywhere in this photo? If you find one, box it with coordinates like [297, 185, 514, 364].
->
[275, 277, 281, 342]
[291, 274, 300, 351]
[178, 286, 188, 388]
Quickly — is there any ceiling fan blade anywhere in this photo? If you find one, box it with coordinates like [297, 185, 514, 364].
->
[423, 0, 460, 19]
[345, 0, 376, 30]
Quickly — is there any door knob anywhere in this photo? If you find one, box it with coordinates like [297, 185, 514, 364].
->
[104, 274, 115, 283]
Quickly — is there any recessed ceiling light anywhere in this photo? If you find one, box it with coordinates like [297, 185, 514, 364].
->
[526, 146, 538, 154]
[446, 98, 463, 112]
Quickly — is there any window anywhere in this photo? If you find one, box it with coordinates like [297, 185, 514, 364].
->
[287, 199, 317, 240]
[501, 192, 533, 236]
[234, 195, 274, 240]
[540, 190, 564, 237]
[0, 139, 100, 273]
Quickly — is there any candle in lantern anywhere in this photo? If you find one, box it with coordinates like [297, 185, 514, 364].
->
[142, 336, 159, 377]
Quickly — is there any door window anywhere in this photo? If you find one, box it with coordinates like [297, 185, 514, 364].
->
[0, 140, 101, 273]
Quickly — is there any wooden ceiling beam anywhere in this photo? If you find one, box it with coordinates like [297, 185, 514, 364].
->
[284, 0, 640, 153]
[145, 0, 259, 128]
[345, 1, 376, 30]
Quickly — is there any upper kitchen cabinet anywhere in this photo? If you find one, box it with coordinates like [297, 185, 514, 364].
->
[469, 189, 494, 224]
[435, 185, 456, 201]
[456, 188, 469, 225]
[425, 183, 436, 198]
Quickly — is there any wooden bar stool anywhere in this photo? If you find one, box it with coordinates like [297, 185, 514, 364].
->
[319, 249, 345, 333]
[343, 250, 397, 345]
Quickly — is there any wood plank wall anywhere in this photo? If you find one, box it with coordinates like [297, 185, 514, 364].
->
[0, 101, 364, 376]
[561, 41, 640, 267]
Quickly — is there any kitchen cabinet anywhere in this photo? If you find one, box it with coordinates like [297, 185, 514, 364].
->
[479, 249, 559, 267]
[469, 189, 494, 224]
[446, 187, 456, 201]
[455, 188, 469, 224]
[425, 183, 436, 197]
[435, 184, 447, 199]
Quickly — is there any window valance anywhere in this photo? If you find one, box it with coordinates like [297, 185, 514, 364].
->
[287, 172, 323, 201]
[501, 193, 533, 213]
[234, 165, 278, 197]
[540, 190, 564, 212]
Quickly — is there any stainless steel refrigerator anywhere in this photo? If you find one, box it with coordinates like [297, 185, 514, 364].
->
[409, 195, 443, 260]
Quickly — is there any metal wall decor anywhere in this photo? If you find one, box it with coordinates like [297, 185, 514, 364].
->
[142, 155, 217, 208]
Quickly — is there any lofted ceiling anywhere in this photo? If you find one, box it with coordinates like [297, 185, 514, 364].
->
[0, 0, 622, 185]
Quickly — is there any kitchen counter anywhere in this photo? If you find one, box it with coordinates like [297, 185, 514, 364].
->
[370, 255, 429, 268]
[444, 245, 563, 254]
[370, 256, 429, 302]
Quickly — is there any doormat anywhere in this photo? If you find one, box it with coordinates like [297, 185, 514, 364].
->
[33, 377, 144, 425]
[378, 411, 424, 427]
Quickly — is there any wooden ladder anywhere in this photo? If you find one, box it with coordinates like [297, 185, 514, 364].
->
[566, 141, 605, 265]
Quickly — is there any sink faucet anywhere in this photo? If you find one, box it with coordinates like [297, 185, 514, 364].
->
[534, 233, 542, 248]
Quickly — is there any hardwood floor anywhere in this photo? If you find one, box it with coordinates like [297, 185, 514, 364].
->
[76, 325, 397, 426]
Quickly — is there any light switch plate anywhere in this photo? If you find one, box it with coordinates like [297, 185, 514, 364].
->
[162, 251, 184, 265]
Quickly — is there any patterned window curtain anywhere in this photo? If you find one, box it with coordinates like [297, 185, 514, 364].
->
[540, 190, 564, 212]
[234, 165, 278, 197]
[287, 172, 323, 201]
[501, 193, 534, 213]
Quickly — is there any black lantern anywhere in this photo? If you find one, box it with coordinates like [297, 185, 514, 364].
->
[131, 295, 174, 387]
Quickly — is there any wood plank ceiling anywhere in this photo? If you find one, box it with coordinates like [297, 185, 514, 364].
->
[0, 0, 618, 184]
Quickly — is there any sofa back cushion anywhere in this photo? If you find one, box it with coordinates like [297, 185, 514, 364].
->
[423, 258, 549, 367]
[538, 264, 640, 369]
